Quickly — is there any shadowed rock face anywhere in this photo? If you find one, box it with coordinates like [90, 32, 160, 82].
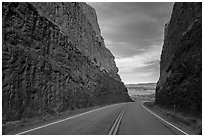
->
[2, 2, 130, 123]
[156, 2, 202, 114]
[31, 2, 120, 80]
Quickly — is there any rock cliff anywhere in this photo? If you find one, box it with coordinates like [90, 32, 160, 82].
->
[31, 2, 120, 80]
[2, 2, 130, 123]
[155, 2, 202, 114]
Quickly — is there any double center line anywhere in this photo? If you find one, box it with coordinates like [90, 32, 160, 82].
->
[108, 109, 125, 135]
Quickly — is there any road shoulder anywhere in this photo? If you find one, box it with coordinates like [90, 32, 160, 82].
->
[3, 104, 112, 135]
[143, 102, 202, 135]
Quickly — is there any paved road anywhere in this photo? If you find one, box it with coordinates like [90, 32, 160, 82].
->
[18, 102, 186, 135]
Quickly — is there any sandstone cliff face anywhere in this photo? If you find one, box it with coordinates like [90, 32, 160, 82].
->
[2, 2, 130, 123]
[156, 2, 202, 114]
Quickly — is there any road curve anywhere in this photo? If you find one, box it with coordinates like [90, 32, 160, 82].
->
[18, 102, 186, 135]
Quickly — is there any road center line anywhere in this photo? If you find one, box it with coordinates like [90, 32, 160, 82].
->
[141, 102, 188, 135]
[17, 102, 127, 135]
[108, 109, 125, 135]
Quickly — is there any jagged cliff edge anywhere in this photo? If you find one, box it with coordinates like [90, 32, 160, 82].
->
[155, 2, 202, 115]
[2, 2, 131, 123]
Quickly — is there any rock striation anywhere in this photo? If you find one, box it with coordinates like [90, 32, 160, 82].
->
[2, 2, 130, 123]
[155, 2, 202, 114]
[31, 2, 121, 80]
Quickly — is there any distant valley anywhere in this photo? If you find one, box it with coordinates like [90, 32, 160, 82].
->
[125, 83, 156, 102]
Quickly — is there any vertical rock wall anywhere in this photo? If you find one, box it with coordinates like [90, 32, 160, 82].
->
[31, 2, 120, 80]
[2, 2, 130, 123]
[156, 2, 202, 114]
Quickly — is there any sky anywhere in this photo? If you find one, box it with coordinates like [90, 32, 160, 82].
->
[88, 2, 174, 84]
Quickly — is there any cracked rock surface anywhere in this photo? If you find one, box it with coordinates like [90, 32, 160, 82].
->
[2, 2, 131, 123]
[155, 2, 202, 114]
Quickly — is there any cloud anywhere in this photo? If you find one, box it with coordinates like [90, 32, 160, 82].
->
[105, 40, 143, 58]
[115, 44, 162, 73]
[114, 44, 162, 84]
[88, 2, 174, 84]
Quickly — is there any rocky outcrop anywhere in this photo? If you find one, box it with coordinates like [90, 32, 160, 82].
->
[155, 3, 202, 114]
[2, 2, 130, 123]
[30, 2, 120, 80]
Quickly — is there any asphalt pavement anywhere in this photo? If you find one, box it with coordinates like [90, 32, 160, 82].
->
[17, 102, 186, 135]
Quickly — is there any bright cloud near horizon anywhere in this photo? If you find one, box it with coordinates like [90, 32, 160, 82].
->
[88, 2, 174, 84]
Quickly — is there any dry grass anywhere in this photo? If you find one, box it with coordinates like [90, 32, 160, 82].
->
[131, 94, 155, 102]
[144, 102, 202, 135]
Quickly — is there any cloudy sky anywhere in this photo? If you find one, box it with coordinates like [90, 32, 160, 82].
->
[88, 2, 174, 84]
